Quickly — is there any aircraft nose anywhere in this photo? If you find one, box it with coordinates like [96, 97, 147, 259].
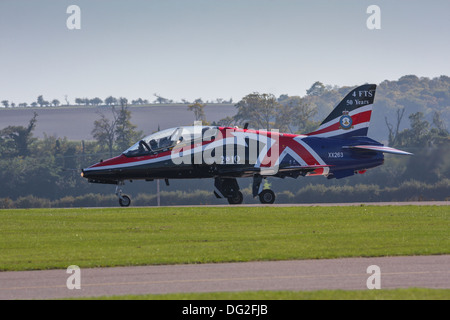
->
[81, 168, 93, 179]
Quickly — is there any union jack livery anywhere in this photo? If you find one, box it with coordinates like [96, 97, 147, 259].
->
[82, 84, 412, 206]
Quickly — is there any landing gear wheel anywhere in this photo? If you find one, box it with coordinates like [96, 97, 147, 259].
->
[119, 195, 131, 207]
[259, 189, 275, 204]
[227, 191, 243, 205]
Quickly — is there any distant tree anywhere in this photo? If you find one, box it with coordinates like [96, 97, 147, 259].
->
[433, 111, 447, 132]
[137, 98, 148, 105]
[115, 105, 143, 152]
[92, 112, 117, 158]
[37, 95, 50, 107]
[276, 96, 318, 133]
[275, 101, 295, 133]
[214, 116, 235, 127]
[187, 102, 206, 122]
[0, 112, 38, 157]
[90, 97, 103, 106]
[92, 105, 142, 157]
[154, 94, 170, 104]
[104, 96, 117, 106]
[51, 99, 60, 107]
[306, 81, 326, 96]
[74, 98, 83, 105]
[131, 98, 145, 105]
[119, 97, 128, 107]
[409, 112, 430, 142]
[1, 100, 9, 108]
[394, 112, 439, 148]
[234, 93, 279, 130]
[37, 95, 44, 107]
[385, 108, 405, 146]
[397, 75, 420, 87]
[277, 94, 289, 103]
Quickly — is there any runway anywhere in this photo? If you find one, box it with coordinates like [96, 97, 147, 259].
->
[0, 255, 448, 299]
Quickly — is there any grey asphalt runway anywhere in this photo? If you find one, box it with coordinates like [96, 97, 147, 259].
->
[0, 255, 448, 299]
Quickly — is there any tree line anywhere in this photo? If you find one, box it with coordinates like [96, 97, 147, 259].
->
[0, 94, 234, 109]
[0, 75, 449, 207]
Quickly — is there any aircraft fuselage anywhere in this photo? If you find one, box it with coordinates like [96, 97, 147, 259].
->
[82, 127, 384, 183]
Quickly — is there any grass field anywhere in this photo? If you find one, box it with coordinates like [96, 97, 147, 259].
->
[0, 205, 448, 271]
[85, 288, 450, 300]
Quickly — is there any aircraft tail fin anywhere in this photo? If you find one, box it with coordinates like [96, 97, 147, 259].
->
[306, 84, 377, 138]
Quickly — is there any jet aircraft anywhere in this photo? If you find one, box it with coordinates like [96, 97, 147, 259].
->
[82, 84, 412, 206]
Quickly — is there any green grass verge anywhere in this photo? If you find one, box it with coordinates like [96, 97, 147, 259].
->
[0, 206, 448, 271]
[79, 288, 450, 300]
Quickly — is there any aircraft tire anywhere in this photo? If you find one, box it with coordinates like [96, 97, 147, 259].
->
[259, 189, 275, 204]
[227, 191, 243, 205]
[119, 195, 131, 207]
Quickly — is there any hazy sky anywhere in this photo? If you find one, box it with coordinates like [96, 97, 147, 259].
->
[1, 0, 449, 104]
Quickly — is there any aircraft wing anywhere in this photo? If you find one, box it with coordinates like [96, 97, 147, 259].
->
[216, 164, 331, 177]
[279, 164, 331, 170]
[277, 164, 332, 175]
[344, 145, 413, 155]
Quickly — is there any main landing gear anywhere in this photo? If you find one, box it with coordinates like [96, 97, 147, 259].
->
[115, 182, 131, 207]
[252, 175, 276, 204]
[214, 178, 243, 205]
[214, 175, 276, 205]
[258, 189, 276, 204]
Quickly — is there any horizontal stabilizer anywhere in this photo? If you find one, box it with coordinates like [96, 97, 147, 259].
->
[344, 145, 413, 155]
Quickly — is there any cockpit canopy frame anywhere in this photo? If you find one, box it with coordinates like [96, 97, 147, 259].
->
[123, 126, 218, 157]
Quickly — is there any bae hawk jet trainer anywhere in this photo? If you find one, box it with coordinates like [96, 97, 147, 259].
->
[82, 84, 412, 206]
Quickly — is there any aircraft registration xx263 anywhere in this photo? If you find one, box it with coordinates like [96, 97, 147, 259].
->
[81, 84, 412, 206]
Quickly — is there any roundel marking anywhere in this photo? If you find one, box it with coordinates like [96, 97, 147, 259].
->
[339, 115, 353, 130]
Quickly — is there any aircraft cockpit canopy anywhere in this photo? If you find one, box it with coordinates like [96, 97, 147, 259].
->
[123, 126, 218, 156]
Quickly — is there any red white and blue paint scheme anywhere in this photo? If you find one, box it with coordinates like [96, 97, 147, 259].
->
[82, 84, 412, 206]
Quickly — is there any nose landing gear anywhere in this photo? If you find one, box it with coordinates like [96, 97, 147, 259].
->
[115, 182, 131, 207]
